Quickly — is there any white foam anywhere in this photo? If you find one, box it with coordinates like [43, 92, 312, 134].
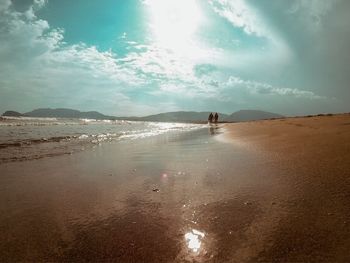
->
[78, 134, 89, 139]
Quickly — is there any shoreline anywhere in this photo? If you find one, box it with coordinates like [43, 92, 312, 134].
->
[0, 114, 349, 262]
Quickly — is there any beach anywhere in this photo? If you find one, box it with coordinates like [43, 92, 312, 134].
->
[222, 113, 350, 262]
[1, 114, 350, 262]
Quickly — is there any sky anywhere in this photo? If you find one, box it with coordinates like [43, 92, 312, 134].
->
[0, 0, 349, 116]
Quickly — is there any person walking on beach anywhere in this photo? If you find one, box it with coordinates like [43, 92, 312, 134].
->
[214, 112, 219, 123]
[208, 112, 214, 123]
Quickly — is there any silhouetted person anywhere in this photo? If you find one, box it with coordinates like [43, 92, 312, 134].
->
[214, 112, 219, 123]
[208, 112, 213, 123]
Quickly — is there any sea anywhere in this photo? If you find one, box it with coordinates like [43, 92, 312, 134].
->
[0, 116, 205, 163]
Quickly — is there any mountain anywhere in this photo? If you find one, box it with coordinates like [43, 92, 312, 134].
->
[23, 108, 117, 120]
[2, 108, 283, 122]
[224, 110, 284, 122]
[138, 111, 229, 123]
[2, 111, 23, 117]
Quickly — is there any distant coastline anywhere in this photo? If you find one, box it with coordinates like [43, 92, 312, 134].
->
[2, 108, 284, 123]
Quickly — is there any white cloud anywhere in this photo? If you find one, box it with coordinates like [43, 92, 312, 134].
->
[208, 0, 293, 72]
[0, 0, 330, 116]
[157, 82, 216, 99]
[288, 0, 339, 19]
[33, 0, 47, 9]
[288, 0, 338, 30]
[0, 1, 148, 115]
[226, 76, 324, 100]
[138, 0, 222, 88]
[120, 43, 196, 82]
[117, 39, 225, 100]
[0, 0, 217, 114]
[209, 0, 267, 37]
[0, 0, 11, 11]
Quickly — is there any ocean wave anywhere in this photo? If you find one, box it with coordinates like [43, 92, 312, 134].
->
[0, 120, 205, 163]
[0, 117, 132, 126]
[119, 123, 206, 140]
[0, 122, 205, 148]
[0, 116, 58, 121]
[0, 136, 72, 149]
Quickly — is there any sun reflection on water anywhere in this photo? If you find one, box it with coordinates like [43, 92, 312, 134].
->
[185, 229, 205, 253]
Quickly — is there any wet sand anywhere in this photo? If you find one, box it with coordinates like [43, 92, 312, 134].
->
[1, 115, 350, 262]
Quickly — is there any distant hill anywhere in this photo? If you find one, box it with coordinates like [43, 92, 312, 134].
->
[1, 108, 118, 120]
[2, 111, 23, 117]
[224, 110, 284, 122]
[2, 108, 283, 122]
[138, 111, 229, 123]
[23, 108, 116, 120]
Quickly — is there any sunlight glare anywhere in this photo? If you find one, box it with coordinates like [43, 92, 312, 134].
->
[145, 0, 203, 53]
[185, 229, 205, 253]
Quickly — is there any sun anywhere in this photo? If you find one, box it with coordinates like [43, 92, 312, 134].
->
[144, 0, 203, 53]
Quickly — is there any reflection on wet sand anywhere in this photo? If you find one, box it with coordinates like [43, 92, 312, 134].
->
[185, 229, 205, 253]
[208, 124, 221, 135]
[0, 127, 301, 262]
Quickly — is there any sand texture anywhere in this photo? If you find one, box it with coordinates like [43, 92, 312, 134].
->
[223, 113, 350, 262]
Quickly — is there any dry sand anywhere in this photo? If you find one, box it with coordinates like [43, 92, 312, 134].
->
[0, 114, 349, 262]
[222, 113, 350, 262]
